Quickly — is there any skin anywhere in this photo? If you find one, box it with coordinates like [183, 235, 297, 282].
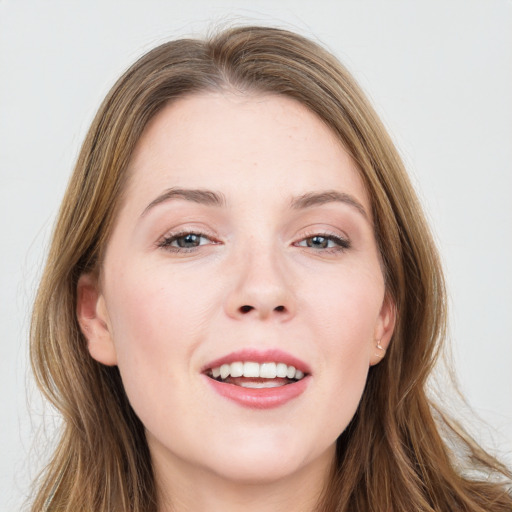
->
[77, 92, 395, 512]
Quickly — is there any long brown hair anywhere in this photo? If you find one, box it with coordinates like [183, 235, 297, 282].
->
[30, 25, 511, 511]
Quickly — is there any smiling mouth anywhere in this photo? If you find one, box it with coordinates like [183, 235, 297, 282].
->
[206, 361, 307, 388]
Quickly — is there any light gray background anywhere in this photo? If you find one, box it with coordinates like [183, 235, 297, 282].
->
[1, 1, 511, 510]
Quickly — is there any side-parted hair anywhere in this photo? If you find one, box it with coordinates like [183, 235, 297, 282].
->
[30, 26, 511, 511]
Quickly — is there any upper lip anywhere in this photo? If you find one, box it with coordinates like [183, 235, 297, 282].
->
[201, 348, 311, 375]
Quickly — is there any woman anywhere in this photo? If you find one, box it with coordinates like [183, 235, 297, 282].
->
[30, 26, 511, 511]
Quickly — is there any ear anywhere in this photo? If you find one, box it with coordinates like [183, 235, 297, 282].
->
[76, 273, 118, 366]
[369, 292, 396, 366]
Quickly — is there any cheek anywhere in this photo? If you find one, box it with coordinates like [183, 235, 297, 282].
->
[303, 268, 383, 432]
[307, 266, 384, 349]
[103, 262, 217, 408]
[107, 260, 213, 344]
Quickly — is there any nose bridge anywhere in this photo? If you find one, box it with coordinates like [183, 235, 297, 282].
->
[225, 236, 295, 320]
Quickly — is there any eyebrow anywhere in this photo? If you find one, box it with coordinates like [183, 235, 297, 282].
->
[141, 187, 226, 216]
[141, 187, 368, 220]
[290, 190, 368, 219]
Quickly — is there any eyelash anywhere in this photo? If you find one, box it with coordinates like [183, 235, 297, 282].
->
[294, 232, 351, 253]
[157, 230, 351, 255]
[157, 231, 218, 253]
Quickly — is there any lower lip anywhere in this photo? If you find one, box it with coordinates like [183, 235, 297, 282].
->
[203, 375, 310, 409]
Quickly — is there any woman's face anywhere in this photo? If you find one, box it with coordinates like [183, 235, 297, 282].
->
[78, 92, 394, 485]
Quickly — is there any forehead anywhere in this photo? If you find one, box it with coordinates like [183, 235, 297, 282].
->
[125, 91, 370, 212]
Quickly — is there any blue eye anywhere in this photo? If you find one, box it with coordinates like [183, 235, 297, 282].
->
[296, 234, 350, 251]
[159, 232, 212, 251]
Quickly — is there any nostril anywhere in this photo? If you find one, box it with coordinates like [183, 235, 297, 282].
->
[237, 304, 287, 315]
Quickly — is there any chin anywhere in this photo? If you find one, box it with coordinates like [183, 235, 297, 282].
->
[199, 434, 334, 485]
[207, 452, 311, 484]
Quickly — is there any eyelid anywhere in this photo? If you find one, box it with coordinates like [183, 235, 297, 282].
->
[293, 229, 351, 252]
[155, 224, 351, 254]
[156, 227, 221, 253]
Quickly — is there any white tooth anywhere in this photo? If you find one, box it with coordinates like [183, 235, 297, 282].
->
[212, 367, 221, 378]
[243, 361, 260, 378]
[276, 363, 288, 378]
[230, 361, 243, 377]
[295, 369, 304, 379]
[286, 365, 296, 379]
[220, 363, 230, 380]
[260, 362, 277, 378]
[239, 380, 284, 388]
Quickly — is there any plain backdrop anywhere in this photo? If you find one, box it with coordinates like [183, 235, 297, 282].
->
[1, 1, 511, 510]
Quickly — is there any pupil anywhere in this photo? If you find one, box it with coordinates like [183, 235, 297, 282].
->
[177, 234, 200, 248]
[308, 236, 328, 248]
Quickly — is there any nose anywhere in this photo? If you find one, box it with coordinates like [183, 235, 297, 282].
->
[224, 248, 296, 322]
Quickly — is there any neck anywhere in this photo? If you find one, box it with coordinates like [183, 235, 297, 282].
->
[152, 444, 335, 512]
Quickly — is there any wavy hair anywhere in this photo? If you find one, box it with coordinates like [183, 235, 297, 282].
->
[30, 26, 511, 511]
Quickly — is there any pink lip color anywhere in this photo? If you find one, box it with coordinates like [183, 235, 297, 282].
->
[203, 373, 310, 409]
[201, 348, 311, 374]
[201, 349, 311, 409]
